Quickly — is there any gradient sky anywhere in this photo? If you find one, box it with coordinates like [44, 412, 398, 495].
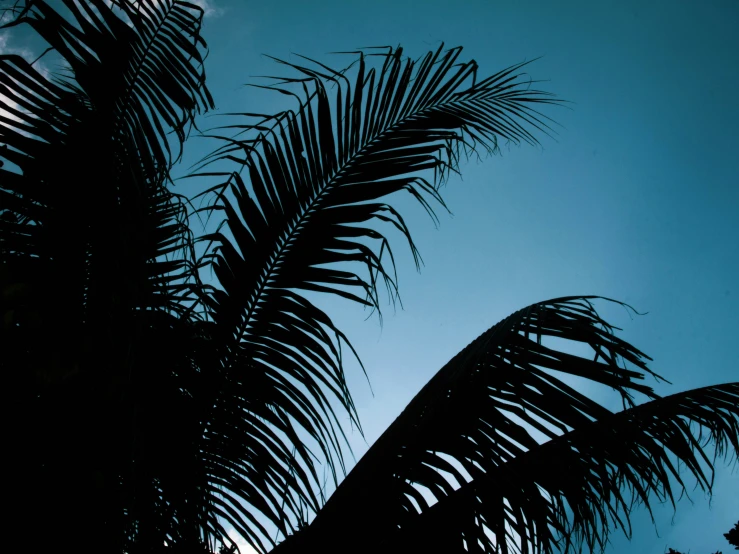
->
[3, 0, 737, 552]
[187, 2, 738, 552]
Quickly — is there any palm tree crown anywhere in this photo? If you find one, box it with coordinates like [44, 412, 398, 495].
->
[1, 2, 737, 553]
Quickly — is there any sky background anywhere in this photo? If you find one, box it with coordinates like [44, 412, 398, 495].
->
[195, 1, 739, 552]
[2, 0, 738, 552]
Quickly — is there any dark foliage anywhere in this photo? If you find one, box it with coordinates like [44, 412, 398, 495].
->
[2, 2, 737, 554]
[727, 521, 739, 550]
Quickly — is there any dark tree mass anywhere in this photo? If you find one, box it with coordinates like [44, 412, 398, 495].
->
[1, 1, 737, 554]
[727, 521, 739, 549]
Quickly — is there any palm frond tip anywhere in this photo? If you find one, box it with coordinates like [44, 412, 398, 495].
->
[271, 298, 738, 554]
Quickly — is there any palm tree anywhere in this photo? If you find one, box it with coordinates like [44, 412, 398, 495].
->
[1, 2, 737, 554]
[728, 522, 739, 549]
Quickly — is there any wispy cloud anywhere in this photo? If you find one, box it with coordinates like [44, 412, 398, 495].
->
[0, 30, 52, 147]
[226, 528, 260, 554]
[135, 0, 226, 19]
[0, 32, 49, 75]
[1, 0, 220, 138]
[1, 34, 32, 127]
[107, 0, 225, 31]
[189, 0, 225, 18]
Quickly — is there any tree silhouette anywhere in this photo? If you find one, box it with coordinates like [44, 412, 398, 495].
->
[2, 2, 737, 554]
[727, 521, 739, 549]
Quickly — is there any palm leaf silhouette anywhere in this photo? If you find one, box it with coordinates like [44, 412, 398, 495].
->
[270, 297, 738, 553]
[2, 0, 215, 550]
[189, 42, 561, 548]
[2, 3, 736, 553]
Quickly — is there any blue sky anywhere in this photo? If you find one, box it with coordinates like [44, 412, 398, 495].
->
[2, 0, 737, 552]
[189, 1, 738, 551]
[186, 1, 737, 552]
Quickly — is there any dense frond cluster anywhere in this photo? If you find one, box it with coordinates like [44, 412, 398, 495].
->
[2, 0, 216, 551]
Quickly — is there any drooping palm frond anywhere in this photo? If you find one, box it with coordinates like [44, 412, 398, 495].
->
[1, 0, 213, 317]
[189, 44, 562, 548]
[381, 383, 739, 554]
[1, 1, 215, 551]
[269, 297, 739, 554]
[2, 0, 213, 170]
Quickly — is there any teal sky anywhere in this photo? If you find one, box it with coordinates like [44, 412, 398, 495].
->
[197, 1, 738, 551]
[188, 2, 737, 552]
[2, 0, 737, 552]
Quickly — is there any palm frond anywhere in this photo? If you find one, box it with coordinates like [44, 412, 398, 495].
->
[1, 1, 217, 550]
[189, 45, 561, 548]
[1, 0, 213, 316]
[270, 297, 739, 554]
[384, 383, 739, 554]
[1, 0, 213, 172]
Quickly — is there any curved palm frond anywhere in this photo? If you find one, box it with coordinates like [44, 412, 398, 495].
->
[189, 45, 562, 547]
[1, 0, 213, 314]
[270, 297, 739, 554]
[382, 384, 739, 554]
[2, 0, 213, 170]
